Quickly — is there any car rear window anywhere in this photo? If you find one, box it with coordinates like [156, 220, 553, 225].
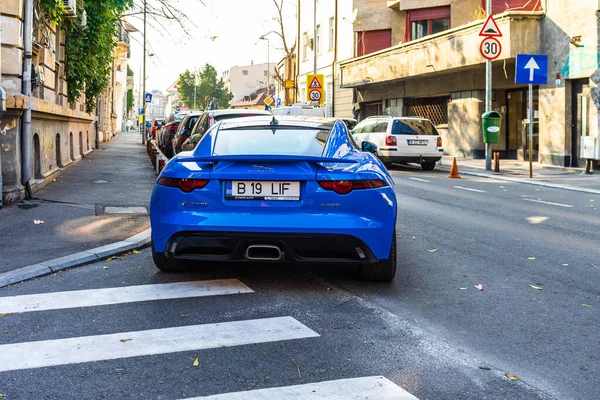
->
[391, 119, 438, 136]
[156, 120, 164, 126]
[213, 128, 329, 157]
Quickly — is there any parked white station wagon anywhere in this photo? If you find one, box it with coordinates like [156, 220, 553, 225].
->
[351, 116, 444, 170]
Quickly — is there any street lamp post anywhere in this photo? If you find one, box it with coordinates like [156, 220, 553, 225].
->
[141, 0, 147, 144]
[259, 36, 271, 96]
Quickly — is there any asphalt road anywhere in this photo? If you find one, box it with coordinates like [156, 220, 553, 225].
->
[0, 165, 598, 399]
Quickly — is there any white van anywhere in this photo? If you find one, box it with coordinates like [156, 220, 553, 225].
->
[352, 116, 443, 170]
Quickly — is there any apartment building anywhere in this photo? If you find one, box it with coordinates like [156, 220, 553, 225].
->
[296, 0, 354, 117]
[340, 0, 598, 167]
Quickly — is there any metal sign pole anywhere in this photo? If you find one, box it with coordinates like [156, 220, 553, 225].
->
[485, 0, 492, 171]
[141, 0, 147, 145]
[528, 83, 533, 178]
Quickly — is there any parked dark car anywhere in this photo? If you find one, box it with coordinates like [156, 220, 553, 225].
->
[149, 119, 164, 139]
[180, 109, 272, 152]
[158, 110, 194, 158]
[171, 111, 203, 155]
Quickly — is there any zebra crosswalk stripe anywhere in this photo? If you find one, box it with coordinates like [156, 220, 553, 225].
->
[0, 316, 319, 372]
[0, 279, 253, 314]
[185, 376, 419, 400]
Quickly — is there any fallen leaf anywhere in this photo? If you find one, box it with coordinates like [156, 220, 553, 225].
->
[291, 359, 302, 379]
[505, 372, 519, 381]
[132, 249, 141, 254]
[591, 200, 595, 202]
[530, 285, 543, 290]
[34, 220, 44, 224]
[474, 284, 484, 291]
[3, 329, 9, 333]
[180, 314, 190, 317]
[499, 186, 505, 188]
[120, 338, 133, 343]
[427, 249, 438, 253]
[103, 266, 110, 270]
[582, 304, 592, 308]
[458, 287, 468, 290]
[0, 313, 13, 317]
[503, 190, 508, 192]
[536, 188, 540, 191]
[561, 264, 569, 266]
[590, 264, 600, 270]
[527, 257, 536, 261]
[158, 381, 164, 384]
[193, 357, 199, 367]
[412, 236, 416, 239]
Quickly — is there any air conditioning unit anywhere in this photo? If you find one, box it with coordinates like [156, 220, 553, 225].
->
[62, 0, 77, 18]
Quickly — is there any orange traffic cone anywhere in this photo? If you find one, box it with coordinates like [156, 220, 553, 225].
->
[448, 157, 461, 179]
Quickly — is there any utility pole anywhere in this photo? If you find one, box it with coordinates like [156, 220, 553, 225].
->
[313, 0, 317, 75]
[141, 0, 147, 144]
[260, 35, 271, 96]
[484, 0, 492, 170]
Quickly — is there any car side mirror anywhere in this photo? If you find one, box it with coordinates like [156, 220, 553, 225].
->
[362, 142, 377, 154]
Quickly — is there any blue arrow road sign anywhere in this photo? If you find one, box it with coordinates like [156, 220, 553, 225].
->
[276, 97, 282, 107]
[145, 93, 153, 103]
[515, 54, 548, 85]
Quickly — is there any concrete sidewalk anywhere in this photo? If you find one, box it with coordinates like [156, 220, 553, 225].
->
[437, 156, 600, 194]
[0, 131, 156, 277]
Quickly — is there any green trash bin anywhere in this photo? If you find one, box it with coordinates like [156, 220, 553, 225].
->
[482, 111, 502, 144]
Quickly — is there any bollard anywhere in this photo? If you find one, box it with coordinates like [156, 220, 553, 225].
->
[493, 152, 500, 172]
[158, 158, 166, 174]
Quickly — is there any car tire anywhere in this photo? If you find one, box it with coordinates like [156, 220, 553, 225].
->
[151, 243, 187, 272]
[421, 161, 436, 171]
[359, 233, 397, 282]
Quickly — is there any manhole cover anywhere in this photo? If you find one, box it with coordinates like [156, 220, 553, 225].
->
[104, 206, 148, 215]
[93, 180, 109, 184]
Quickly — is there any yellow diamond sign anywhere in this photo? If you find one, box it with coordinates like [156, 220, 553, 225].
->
[264, 96, 274, 107]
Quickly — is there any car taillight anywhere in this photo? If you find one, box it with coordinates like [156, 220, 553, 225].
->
[208, 115, 215, 127]
[385, 136, 397, 146]
[318, 180, 388, 195]
[169, 125, 178, 132]
[437, 137, 442, 147]
[157, 178, 209, 192]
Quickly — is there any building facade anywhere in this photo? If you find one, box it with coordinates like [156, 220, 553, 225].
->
[222, 62, 274, 105]
[340, 0, 599, 167]
[1, 1, 130, 205]
[296, 0, 354, 118]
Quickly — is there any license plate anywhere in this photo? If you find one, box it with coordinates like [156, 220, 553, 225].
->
[408, 140, 428, 145]
[226, 181, 300, 201]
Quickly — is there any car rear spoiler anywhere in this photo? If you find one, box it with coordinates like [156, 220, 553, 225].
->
[174, 154, 358, 164]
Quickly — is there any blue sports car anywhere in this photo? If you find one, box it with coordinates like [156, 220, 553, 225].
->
[149, 116, 398, 281]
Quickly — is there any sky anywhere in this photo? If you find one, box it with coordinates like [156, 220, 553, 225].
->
[127, 0, 297, 92]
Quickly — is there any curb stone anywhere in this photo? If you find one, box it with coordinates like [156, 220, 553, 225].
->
[0, 229, 152, 288]
[435, 165, 600, 195]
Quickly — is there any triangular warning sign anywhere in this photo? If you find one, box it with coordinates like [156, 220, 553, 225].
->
[479, 14, 502, 37]
[309, 77, 322, 89]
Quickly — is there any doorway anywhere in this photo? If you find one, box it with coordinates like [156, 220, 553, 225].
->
[570, 79, 588, 167]
[506, 87, 538, 161]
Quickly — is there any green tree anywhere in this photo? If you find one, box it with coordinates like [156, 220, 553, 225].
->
[126, 89, 134, 114]
[177, 64, 233, 110]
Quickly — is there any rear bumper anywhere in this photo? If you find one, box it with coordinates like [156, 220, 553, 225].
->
[161, 231, 378, 263]
[378, 149, 442, 164]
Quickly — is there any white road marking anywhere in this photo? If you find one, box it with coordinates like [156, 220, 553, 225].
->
[453, 186, 487, 193]
[523, 199, 574, 208]
[0, 316, 319, 372]
[187, 376, 418, 400]
[408, 177, 431, 183]
[0, 279, 253, 314]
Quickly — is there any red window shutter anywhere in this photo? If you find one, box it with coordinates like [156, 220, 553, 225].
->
[408, 6, 451, 22]
[357, 29, 391, 57]
[481, 0, 541, 13]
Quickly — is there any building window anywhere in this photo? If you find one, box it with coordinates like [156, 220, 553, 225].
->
[242, 70, 248, 75]
[329, 17, 335, 50]
[356, 29, 392, 57]
[316, 25, 321, 54]
[405, 96, 450, 126]
[303, 32, 308, 60]
[406, 6, 451, 42]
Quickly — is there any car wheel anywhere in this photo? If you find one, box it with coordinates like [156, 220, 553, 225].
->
[151, 243, 187, 272]
[359, 232, 396, 282]
[421, 161, 436, 171]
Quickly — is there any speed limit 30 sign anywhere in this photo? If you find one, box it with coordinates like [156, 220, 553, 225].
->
[480, 37, 501, 61]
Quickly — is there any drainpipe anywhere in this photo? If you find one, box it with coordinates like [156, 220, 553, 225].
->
[95, 97, 100, 148]
[21, 0, 33, 199]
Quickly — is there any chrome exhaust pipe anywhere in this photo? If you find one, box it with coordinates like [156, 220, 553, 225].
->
[245, 244, 282, 261]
